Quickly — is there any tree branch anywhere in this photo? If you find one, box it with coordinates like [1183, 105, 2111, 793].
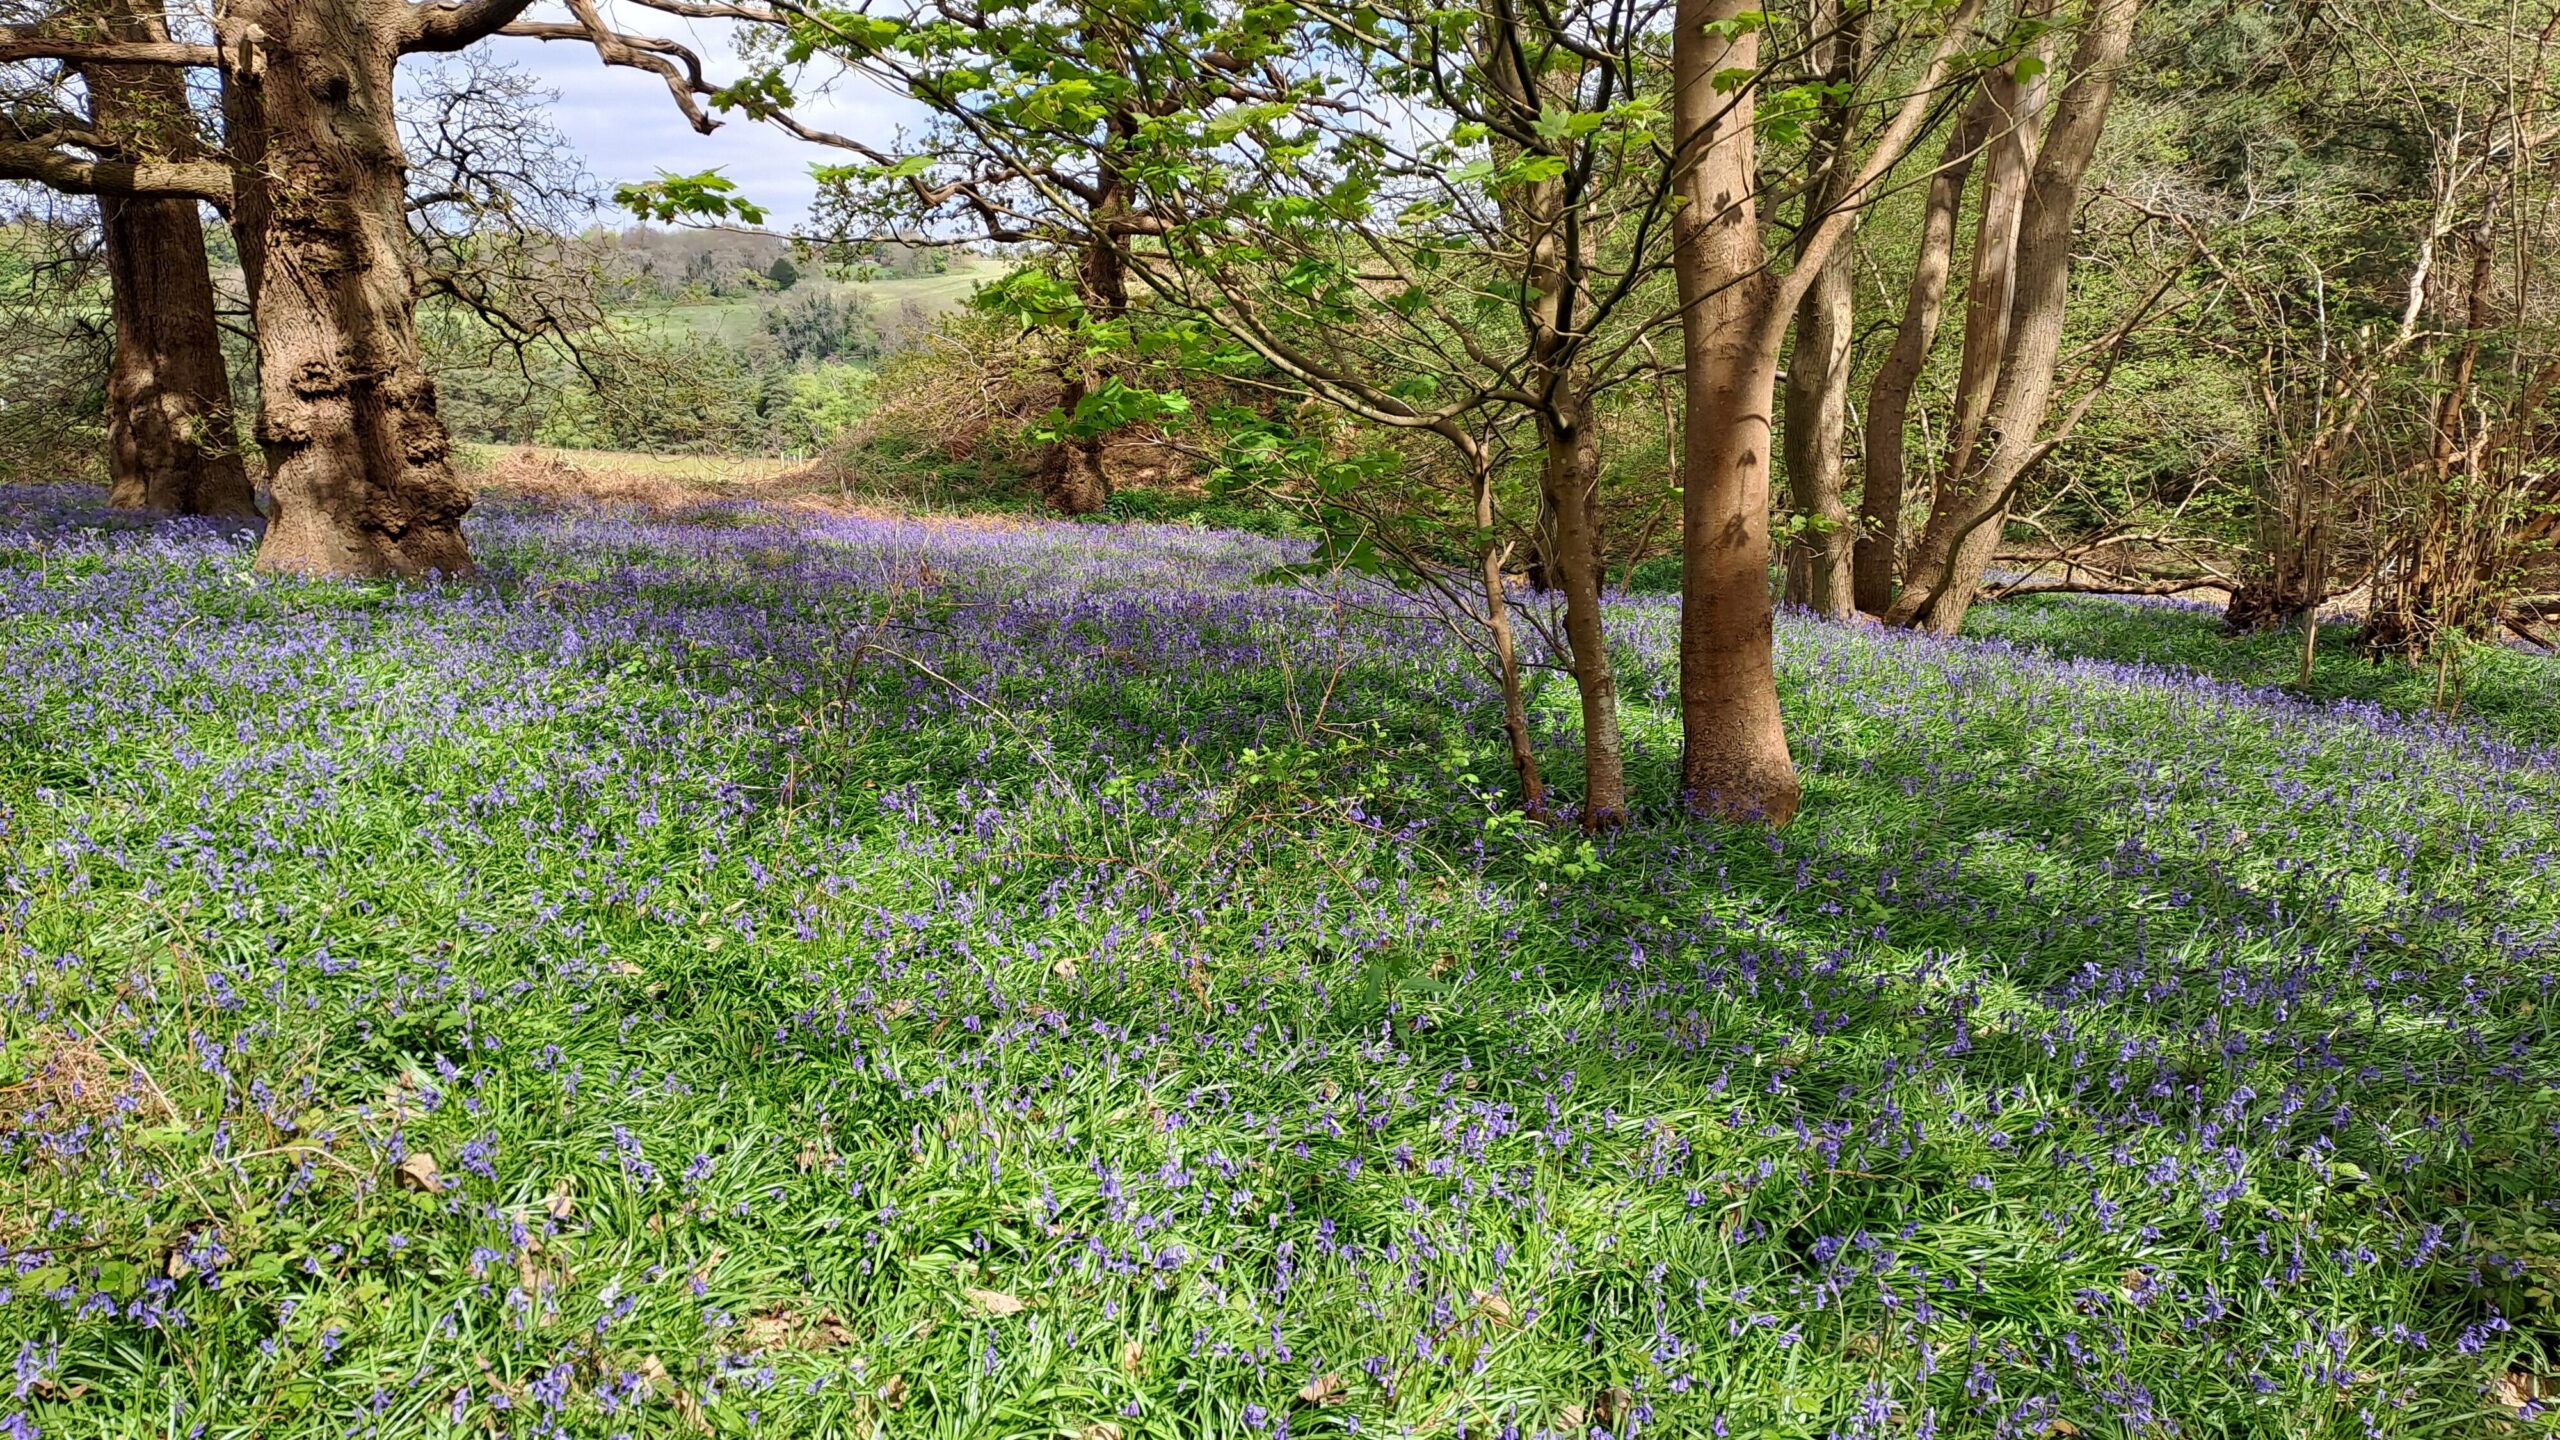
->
[405, 0, 541, 53]
[0, 32, 215, 66]
[0, 139, 229, 202]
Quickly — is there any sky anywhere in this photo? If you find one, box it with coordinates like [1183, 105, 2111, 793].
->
[470, 4, 924, 232]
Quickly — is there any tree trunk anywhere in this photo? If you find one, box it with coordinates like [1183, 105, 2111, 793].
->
[1855, 87, 1997, 614]
[1474, 459, 1548, 823]
[1543, 393, 1629, 827]
[1671, 0, 1799, 824]
[80, 0, 254, 518]
[1038, 132, 1138, 518]
[1934, 48, 2045, 495]
[1887, 0, 2141, 635]
[1780, 0, 1862, 620]
[1782, 248, 1856, 617]
[1481, 10, 1627, 826]
[222, 0, 474, 577]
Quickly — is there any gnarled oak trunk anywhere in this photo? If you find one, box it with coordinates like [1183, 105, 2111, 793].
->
[223, 0, 473, 577]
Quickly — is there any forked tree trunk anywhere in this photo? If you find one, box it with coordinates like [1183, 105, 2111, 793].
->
[1856, 87, 1997, 614]
[81, 0, 254, 518]
[1888, 0, 2140, 635]
[1780, 0, 1862, 619]
[1671, 0, 1799, 824]
[221, 0, 474, 577]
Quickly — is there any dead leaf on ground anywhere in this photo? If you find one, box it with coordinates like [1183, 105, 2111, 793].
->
[2497, 1371, 2552, 1412]
[2042, 1421, 2083, 1438]
[1052, 954, 1080, 980]
[879, 1374, 909, 1409]
[545, 1179, 576, 1221]
[634, 1354, 710, 1433]
[1594, 1387, 1631, 1429]
[1081, 1425, 1125, 1440]
[1470, 1289, 1516, 1327]
[395, 1151, 442, 1193]
[963, 1287, 1027, 1316]
[1296, 1373, 1348, 1406]
[1120, 1339, 1145, 1374]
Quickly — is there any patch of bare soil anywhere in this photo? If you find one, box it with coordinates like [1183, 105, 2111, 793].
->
[471, 447, 1023, 528]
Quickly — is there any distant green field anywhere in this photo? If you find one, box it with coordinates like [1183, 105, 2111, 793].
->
[629, 258, 1008, 345]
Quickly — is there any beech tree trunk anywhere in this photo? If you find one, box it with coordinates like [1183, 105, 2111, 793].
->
[1780, 0, 1862, 619]
[1855, 88, 1997, 614]
[221, 0, 474, 577]
[80, 0, 254, 518]
[1670, 0, 1799, 824]
[1887, 0, 2140, 635]
[1935, 49, 2044, 494]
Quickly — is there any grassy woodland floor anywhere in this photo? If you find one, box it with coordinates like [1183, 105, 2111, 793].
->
[2, 484, 2558, 1439]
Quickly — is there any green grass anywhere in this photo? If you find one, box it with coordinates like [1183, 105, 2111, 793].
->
[631, 262, 1010, 346]
[1965, 591, 2560, 747]
[2, 488, 2556, 1439]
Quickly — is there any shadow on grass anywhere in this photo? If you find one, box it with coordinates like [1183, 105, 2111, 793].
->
[1962, 591, 2560, 747]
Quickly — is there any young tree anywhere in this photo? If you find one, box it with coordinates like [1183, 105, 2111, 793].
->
[805, 0, 1683, 824]
[1777, 0, 1866, 619]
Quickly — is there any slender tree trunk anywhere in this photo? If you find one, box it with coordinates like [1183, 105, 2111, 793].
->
[1543, 392, 1629, 826]
[1671, 0, 1799, 824]
[1482, 7, 1626, 826]
[1888, 0, 2141, 635]
[1782, 239, 1856, 617]
[1473, 458, 1548, 822]
[222, 0, 474, 577]
[80, 0, 254, 518]
[1781, 0, 1863, 619]
[1935, 52, 2044, 493]
[1855, 88, 1996, 614]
